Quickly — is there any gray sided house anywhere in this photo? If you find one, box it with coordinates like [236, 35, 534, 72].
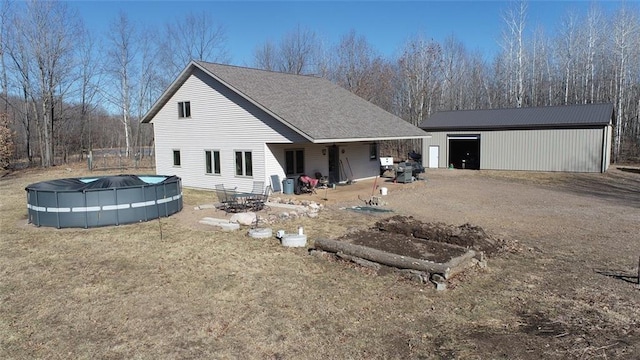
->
[141, 61, 427, 192]
[419, 104, 614, 173]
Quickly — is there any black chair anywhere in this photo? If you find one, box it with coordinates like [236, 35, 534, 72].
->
[315, 172, 329, 188]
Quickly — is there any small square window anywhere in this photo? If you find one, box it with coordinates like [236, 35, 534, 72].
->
[173, 150, 181, 166]
[178, 101, 191, 118]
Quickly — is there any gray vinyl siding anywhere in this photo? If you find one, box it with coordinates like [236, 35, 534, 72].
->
[423, 127, 609, 173]
[152, 68, 307, 192]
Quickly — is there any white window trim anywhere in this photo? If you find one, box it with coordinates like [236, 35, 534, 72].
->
[234, 150, 253, 178]
[205, 149, 221, 176]
[172, 149, 181, 167]
[178, 101, 191, 118]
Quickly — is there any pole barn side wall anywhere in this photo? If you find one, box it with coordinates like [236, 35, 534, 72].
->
[423, 128, 607, 172]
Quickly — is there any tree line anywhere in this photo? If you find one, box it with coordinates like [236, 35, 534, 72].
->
[1, 1, 639, 169]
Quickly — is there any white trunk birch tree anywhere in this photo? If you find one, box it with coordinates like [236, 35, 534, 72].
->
[501, 0, 527, 108]
[611, 5, 639, 162]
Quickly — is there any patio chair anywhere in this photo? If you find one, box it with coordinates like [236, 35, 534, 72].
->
[214, 184, 241, 213]
[248, 185, 271, 211]
[297, 174, 318, 195]
[315, 172, 329, 188]
[251, 181, 264, 195]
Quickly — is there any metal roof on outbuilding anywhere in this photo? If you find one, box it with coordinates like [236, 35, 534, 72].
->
[420, 103, 614, 131]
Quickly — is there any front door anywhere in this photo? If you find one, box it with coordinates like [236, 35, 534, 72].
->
[328, 145, 340, 184]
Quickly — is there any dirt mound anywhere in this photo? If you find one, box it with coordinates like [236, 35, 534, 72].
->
[375, 215, 501, 255]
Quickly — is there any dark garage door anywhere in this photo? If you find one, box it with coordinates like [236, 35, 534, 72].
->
[448, 135, 480, 170]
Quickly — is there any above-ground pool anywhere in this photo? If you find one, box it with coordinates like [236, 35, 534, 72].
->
[25, 175, 182, 228]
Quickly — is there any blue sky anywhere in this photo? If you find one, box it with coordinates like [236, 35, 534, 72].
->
[73, 1, 621, 65]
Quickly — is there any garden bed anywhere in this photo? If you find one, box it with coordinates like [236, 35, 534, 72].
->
[311, 215, 505, 286]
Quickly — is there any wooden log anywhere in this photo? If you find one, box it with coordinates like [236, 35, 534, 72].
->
[336, 252, 382, 271]
[445, 249, 479, 279]
[314, 238, 453, 278]
[395, 269, 430, 284]
[308, 249, 337, 261]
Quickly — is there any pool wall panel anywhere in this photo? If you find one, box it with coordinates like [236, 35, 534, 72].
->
[25, 175, 182, 228]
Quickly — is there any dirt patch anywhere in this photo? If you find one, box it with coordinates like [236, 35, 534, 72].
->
[329, 215, 508, 273]
[375, 215, 503, 255]
[342, 231, 467, 263]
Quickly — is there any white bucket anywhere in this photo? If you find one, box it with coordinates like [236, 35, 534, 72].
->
[380, 187, 388, 196]
[281, 234, 307, 247]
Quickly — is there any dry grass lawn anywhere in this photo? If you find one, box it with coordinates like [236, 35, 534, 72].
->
[1, 164, 639, 359]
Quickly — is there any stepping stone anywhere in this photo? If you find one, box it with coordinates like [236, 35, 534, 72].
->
[199, 217, 240, 231]
[248, 228, 273, 239]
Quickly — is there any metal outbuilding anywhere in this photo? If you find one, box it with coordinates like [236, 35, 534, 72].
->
[419, 104, 614, 173]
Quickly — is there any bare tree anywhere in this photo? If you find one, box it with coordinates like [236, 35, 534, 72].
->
[0, 0, 10, 113]
[7, 0, 79, 167]
[279, 25, 318, 74]
[440, 35, 470, 110]
[4, 3, 33, 163]
[105, 11, 135, 157]
[133, 26, 158, 157]
[466, 51, 491, 109]
[611, 5, 639, 163]
[253, 40, 278, 71]
[157, 11, 228, 86]
[326, 31, 395, 112]
[75, 27, 100, 156]
[396, 35, 442, 125]
[394, 34, 443, 153]
[556, 10, 580, 105]
[581, 4, 605, 104]
[527, 25, 552, 107]
[501, 0, 527, 108]
[332, 30, 372, 91]
[253, 25, 322, 75]
[0, 112, 14, 168]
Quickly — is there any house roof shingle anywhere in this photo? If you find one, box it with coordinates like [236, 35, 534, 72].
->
[419, 103, 614, 131]
[142, 61, 428, 143]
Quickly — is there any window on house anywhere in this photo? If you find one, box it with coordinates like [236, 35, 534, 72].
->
[173, 150, 181, 166]
[235, 151, 252, 177]
[178, 101, 191, 118]
[369, 143, 378, 160]
[285, 149, 304, 175]
[205, 150, 221, 175]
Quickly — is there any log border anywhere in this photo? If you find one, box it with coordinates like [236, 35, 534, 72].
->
[313, 238, 481, 280]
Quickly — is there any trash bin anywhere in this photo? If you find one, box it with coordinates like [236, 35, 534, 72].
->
[282, 178, 295, 194]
